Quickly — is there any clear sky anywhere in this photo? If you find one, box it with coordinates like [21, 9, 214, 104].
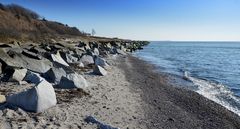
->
[1, 0, 240, 41]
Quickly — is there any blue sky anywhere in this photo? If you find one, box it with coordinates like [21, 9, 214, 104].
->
[1, 0, 240, 41]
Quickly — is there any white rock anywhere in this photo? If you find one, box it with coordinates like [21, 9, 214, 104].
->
[0, 95, 6, 103]
[78, 62, 84, 68]
[93, 65, 107, 76]
[51, 52, 69, 67]
[43, 67, 66, 85]
[94, 57, 109, 68]
[9, 68, 27, 82]
[80, 55, 94, 66]
[7, 80, 57, 113]
[93, 48, 99, 56]
[58, 73, 88, 89]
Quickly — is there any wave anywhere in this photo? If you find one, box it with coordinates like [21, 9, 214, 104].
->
[184, 71, 240, 116]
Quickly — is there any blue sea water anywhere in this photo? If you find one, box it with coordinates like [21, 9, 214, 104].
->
[134, 41, 240, 116]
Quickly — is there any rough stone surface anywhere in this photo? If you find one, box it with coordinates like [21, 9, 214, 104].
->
[93, 48, 100, 56]
[93, 65, 107, 76]
[80, 55, 94, 66]
[116, 49, 127, 55]
[23, 71, 44, 84]
[22, 50, 42, 60]
[57, 73, 88, 89]
[60, 53, 78, 64]
[0, 49, 53, 73]
[43, 67, 66, 85]
[0, 95, 6, 103]
[94, 56, 109, 68]
[9, 68, 27, 82]
[51, 52, 69, 67]
[7, 79, 57, 113]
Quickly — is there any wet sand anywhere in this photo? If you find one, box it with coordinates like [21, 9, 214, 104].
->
[120, 55, 240, 129]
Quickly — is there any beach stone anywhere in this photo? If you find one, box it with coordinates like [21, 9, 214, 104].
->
[60, 52, 78, 64]
[116, 49, 126, 55]
[94, 56, 109, 68]
[29, 46, 47, 54]
[93, 48, 100, 56]
[43, 67, 66, 85]
[0, 62, 2, 74]
[93, 65, 107, 76]
[51, 52, 69, 67]
[57, 73, 88, 89]
[9, 68, 27, 82]
[0, 95, 6, 103]
[23, 71, 44, 84]
[78, 62, 84, 67]
[22, 50, 42, 60]
[6, 80, 57, 113]
[80, 55, 94, 66]
[0, 49, 53, 73]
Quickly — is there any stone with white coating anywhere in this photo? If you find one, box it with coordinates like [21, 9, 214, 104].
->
[9, 68, 27, 82]
[80, 55, 94, 66]
[6, 80, 57, 113]
[51, 52, 69, 67]
[58, 73, 88, 89]
[94, 56, 109, 68]
[93, 65, 107, 76]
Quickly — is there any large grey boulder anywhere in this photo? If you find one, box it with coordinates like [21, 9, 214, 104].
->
[93, 48, 100, 56]
[6, 79, 57, 113]
[24, 71, 44, 84]
[22, 50, 42, 60]
[94, 57, 109, 68]
[116, 49, 127, 55]
[43, 67, 66, 85]
[51, 52, 69, 67]
[93, 65, 107, 76]
[80, 55, 94, 66]
[0, 49, 53, 74]
[9, 68, 27, 82]
[57, 73, 88, 89]
[60, 52, 78, 64]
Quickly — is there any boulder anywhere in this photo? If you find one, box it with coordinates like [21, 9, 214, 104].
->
[78, 62, 84, 68]
[0, 95, 6, 104]
[43, 67, 66, 85]
[29, 46, 47, 54]
[57, 73, 88, 89]
[60, 52, 78, 64]
[94, 57, 109, 68]
[116, 49, 127, 55]
[93, 48, 99, 56]
[6, 80, 57, 113]
[24, 71, 44, 84]
[22, 50, 42, 60]
[51, 52, 69, 67]
[0, 49, 53, 74]
[93, 65, 107, 76]
[9, 68, 27, 82]
[0, 62, 2, 74]
[80, 55, 94, 66]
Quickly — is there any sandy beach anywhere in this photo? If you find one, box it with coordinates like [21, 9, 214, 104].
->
[0, 54, 240, 129]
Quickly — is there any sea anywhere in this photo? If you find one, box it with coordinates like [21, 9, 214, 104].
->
[134, 41, 240, 116]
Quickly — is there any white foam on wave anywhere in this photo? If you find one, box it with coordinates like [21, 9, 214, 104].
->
[184, 71, 240, 116]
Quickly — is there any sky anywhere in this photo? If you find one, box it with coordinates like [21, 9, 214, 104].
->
[1, 0, 240, 41]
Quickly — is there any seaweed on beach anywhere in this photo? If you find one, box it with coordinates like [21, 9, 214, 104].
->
[55, 89, 90, 103]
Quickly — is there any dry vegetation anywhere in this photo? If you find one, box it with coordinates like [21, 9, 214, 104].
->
[0, 3, 88, 42]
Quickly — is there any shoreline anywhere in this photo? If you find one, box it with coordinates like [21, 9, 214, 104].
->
[0, 53, 240, 128]
[120, 55, 240, 129]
